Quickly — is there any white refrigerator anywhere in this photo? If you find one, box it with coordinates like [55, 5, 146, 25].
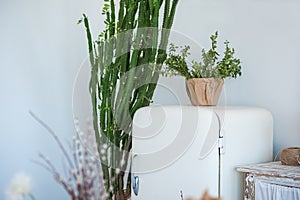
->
[131, 106, 273, 200]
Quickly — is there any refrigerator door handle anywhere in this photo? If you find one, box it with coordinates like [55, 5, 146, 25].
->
[131, 172, 140, 196]
[132, 154, 139, 196]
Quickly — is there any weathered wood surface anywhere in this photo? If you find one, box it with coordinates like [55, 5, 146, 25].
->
[237, 162, 300, 200]
[237, 161, 300, 180]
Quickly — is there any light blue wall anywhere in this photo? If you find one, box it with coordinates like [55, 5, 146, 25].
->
[0, 0, 300, 199]
[0, 0, 103, 199]
[171, 0, 300, 157]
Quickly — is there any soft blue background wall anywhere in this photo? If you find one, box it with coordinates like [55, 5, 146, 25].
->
[0, 0, 299, 199]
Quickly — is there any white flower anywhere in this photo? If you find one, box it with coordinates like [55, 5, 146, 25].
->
[6, 173, 31, 200]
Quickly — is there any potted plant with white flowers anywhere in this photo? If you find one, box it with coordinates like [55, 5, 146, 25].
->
[163, 31, 242, 106]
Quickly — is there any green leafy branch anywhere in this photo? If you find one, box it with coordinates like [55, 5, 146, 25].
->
[164, 31, 242, 79]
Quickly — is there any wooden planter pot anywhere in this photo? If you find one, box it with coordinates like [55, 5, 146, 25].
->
[185, 78, 224, 106]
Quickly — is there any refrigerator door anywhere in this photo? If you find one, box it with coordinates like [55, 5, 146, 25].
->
[132, 106, 220, 199]
[214, 107, 273, 200]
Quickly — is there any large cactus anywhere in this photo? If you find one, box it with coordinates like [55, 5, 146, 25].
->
[82, 0, 179, 199]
